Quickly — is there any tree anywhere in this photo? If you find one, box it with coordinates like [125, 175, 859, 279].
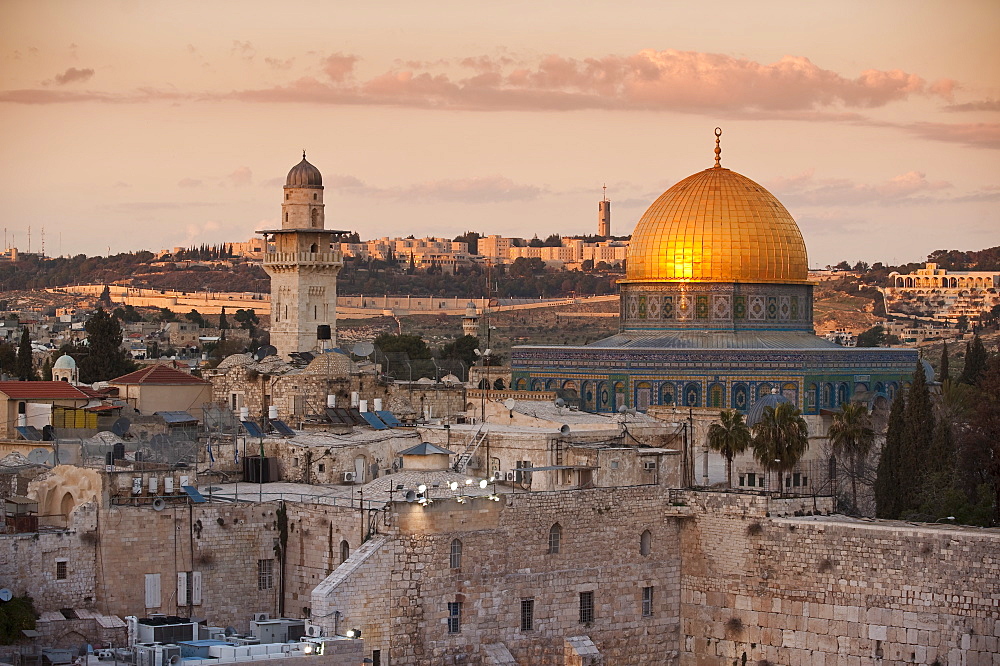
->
[219, 307, 228, 330]
[939, 341, 950, 383]
[234, 308, 259, 329]
[707, 410, 751, 488]
[896, 362, 935, 517]
[751, 402, 809, 493]
[112, 304, 144, 323]
[15, 327, 36, 381]
[875, 391, 906, 518]
[827, 402, 876, 513]
[856, 325, 886, 348]
[959, 335, 987, 386]
[99, 285, 112, 305]
[439, 335, 479, 369]
[0, 341, 14, 377]
[185, 309, 207, 328]
[41, 357, 52, 381]
[79, 308, 137, 383]
[374, 333, 432, 359]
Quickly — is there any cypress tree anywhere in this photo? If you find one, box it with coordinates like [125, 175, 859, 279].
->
[79, 308, 137, 383]
[900, 362, 935, 516]
[219, 307, 228, 330]
[41, 357, 52, 381]
[959, 335, 987, 387]
[15, 327, 36, 381]
[939, 341, 949, 383]
[875, 388, 906, 518]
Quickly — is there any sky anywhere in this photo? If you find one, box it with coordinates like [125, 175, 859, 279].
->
[1, 0, 998, 267]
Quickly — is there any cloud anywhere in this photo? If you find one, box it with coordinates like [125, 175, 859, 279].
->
[182, 220, 221, 246]
[900, 122, 1000, 149]
[107, 201, 222, 211]
[945, 99, 1000, 112]
[178, 178, 202, 188]
[322, 173, 542, 203]
[226, 166, 253, 187]
[265, 56, 295, 70]
[46, 67, 95, 86]
[324, 54, 358, 82]
[231, 40, 255, 61]
[772, 170, 952, 206]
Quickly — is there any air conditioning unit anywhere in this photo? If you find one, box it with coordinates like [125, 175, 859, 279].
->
[468, 456, 482, 469]
[343, 472, 356, 483]
[505, 472, 516, 481]
[253, 612, 269, 622]
[304, 622, 322, 638]
[643, 461, 657, 470]
[491, 471, 504, 482]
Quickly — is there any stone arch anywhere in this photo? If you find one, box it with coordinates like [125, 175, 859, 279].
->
[60, 491, 75, 518]
[309, 243, 318, 253]
[340, 539, 350, 563]
[548, 523, 562, 554]
[311, 208, 319, 227]
[640, 529, 652, 556]
[449, 538, 462, 569]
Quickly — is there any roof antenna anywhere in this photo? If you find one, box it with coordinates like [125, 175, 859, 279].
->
[713, 127, 722, 168]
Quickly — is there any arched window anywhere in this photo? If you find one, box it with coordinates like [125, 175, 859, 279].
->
[450, 539, 463, 569]
[683, 382, 700, 407]
[660, 384, 675, 406]
[548, 523, 562, 554]
[731, 383, 748, 411]
[640, 530, 651, 556]
[309, 243, 318, 253]
[340, 540, 350, 563]
[708, 383, 724, 408]
[311, 208, 319, 226]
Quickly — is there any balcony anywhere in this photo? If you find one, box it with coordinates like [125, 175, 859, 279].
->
[262, 251, 343, 268]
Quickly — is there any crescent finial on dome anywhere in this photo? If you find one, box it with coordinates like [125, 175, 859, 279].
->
[714, 127, 722, 168]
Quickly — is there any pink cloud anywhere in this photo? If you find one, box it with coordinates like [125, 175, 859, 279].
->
[178, 178, 202, 188]
[901, 122, 1000, 149]
[324, 54, 358, 82]
[945, 99, 1000, 112]
[771, 171, 952, 206]
[51, 67, 94, 85]
[226, 167, 253, 187]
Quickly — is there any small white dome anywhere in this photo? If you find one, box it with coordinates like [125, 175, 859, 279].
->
[53, 355, 77, 370]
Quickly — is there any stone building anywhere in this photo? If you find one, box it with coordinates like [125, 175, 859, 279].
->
[258, 153, 346, 359]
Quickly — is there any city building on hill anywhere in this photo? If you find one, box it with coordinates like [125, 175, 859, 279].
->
[511, 131, 917, 428]
[885, 263, 1000, 322]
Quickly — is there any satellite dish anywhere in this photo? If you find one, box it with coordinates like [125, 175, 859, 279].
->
[353, 341, 374, 358]
[503, 398, 516, 410]
[0, 588, 13, 602]
[554, 398, 566, 408]
[152, 498, 166, 512]
[404, 490, 416, 503]
[559, 424, 570, 436]
[224, 627, 236, 637]
[168, 656, 182, 666]
[111, 418, 131, 437]
[28, 448, 53, 466]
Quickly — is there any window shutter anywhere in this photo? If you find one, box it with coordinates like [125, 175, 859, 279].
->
[177, 572, 187, 606]
[145, 573, 161, 608]
[191, 572, 202, 606]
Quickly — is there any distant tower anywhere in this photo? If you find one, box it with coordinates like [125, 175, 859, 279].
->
[259, 152, 345, 359]
[598, 184, 611, 237]
[462, 302, 480, 337]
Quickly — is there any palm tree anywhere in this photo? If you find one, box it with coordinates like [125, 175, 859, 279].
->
[827, 402, 876, 513]
[707, 410, 752, 488]
[752, 402, 809, 494]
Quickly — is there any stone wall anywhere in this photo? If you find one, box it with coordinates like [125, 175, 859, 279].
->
[311, 485, 686, 666]
[678, 492, 1000, 666]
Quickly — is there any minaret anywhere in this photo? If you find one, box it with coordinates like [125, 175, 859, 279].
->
[598, 184, 611, 237]
[259, 152, 345, 359]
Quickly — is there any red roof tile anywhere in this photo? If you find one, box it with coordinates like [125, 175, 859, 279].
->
[109, 364, 208, 386]
[0, 381, 93, 400]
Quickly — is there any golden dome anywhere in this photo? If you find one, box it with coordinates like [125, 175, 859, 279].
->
[625, 166, 809, 284]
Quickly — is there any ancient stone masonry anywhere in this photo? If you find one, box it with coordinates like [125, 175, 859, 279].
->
[677, 492, 1000, 666]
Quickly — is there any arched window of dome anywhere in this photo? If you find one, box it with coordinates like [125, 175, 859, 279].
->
[782, 383, 797, 403]
[683, 382, 700, 407]
[548, 523, 562, 554]
[837, 383, 849, 406]
[340, 540, 350, 563]
[613, 382, 626, 411]
[806, 384, 818, 411]
[515, 378, 526, 390]
[545, 379, 557, 391]
[530, 378, 543, 391]
[731, 383, 748, 411]
[708, 383, 724, 408]
[636, 382, 652, 411]
[660, 384, 674, 406]
[757, 383, 772, 400]
[640, 530, 652, 557]
[450, 538, 463, 569]
[823, 383, 833, 407]
[311, 208, 319, 227]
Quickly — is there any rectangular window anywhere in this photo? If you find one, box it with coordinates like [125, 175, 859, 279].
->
[258, 559, 274, 590]
[447, 601, 462, 634]
[579, 591, 594, 624]
[520, 598, 534, 631]
[145, 573, 161, 608]
[56, 560, 67, 580]
[642, 586, 654, 617]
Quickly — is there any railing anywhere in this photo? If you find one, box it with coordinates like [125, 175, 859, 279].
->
[454, 422, 489, 473]
[262, 251, 343, 266]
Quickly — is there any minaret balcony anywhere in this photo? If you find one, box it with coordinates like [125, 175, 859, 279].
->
[262, 250, 343, 268]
